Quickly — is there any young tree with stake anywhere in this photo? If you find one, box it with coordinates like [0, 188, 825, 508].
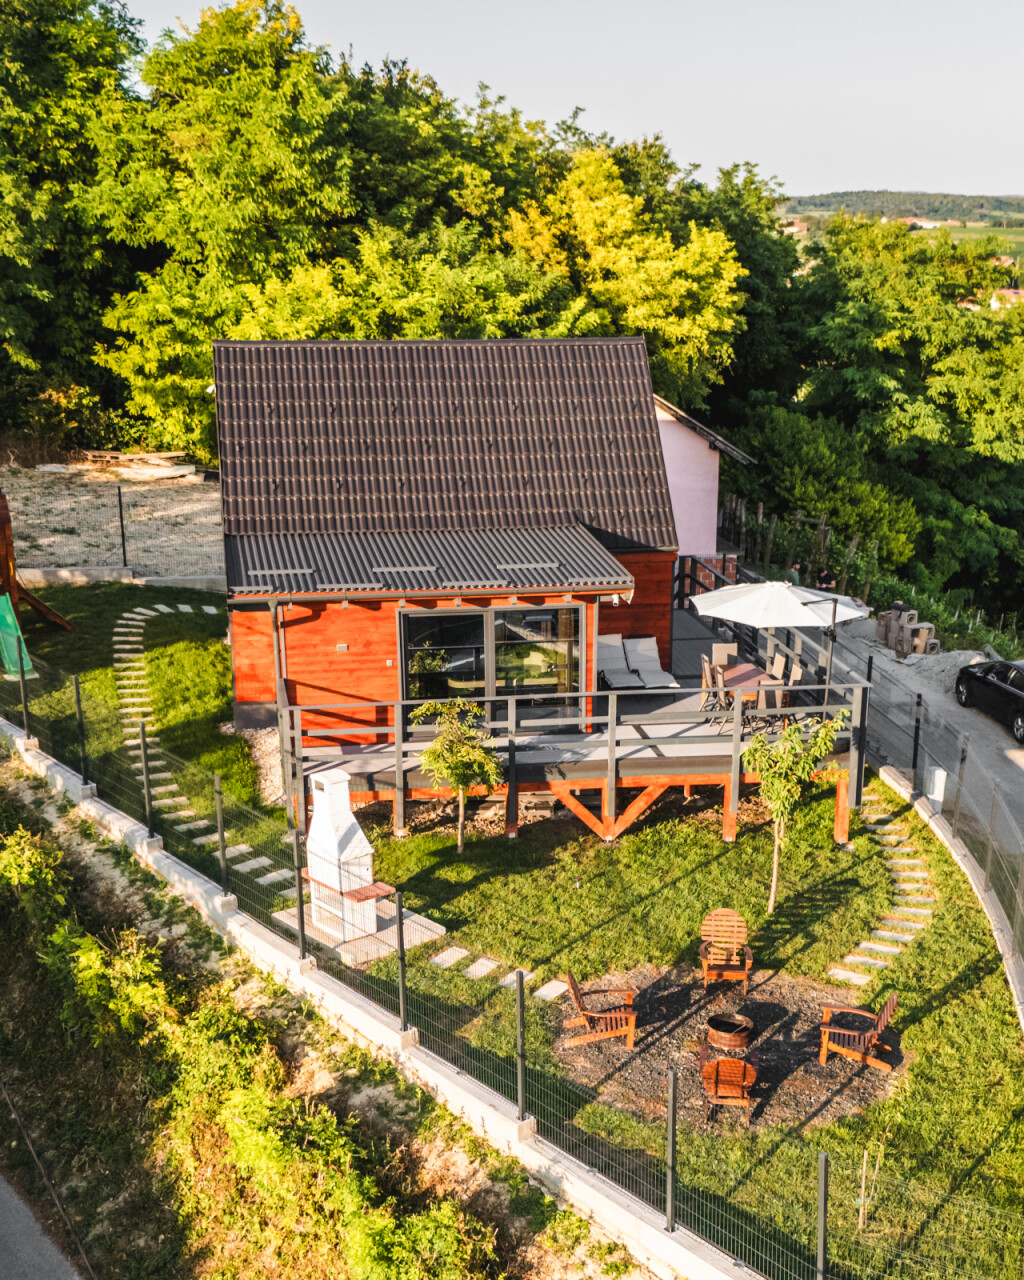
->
[743, 714, 847, 914]
[409, 698, 503, 854]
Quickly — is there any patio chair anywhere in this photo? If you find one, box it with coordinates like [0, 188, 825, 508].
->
[596, 634, 644, 690]
[700, 652, 721, 711]
[699, 909, 754, 994]
[712, 665, 734, 734]
[819, 992, 898, 1072]
[562, 972, 638, 1049]
[699, 1044, 759, 1124]
[769, 652, 786, 681]
[624, 635, 680, 689]
[712, 642, 738, 668]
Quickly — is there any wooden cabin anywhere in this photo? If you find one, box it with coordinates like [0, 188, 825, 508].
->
[214, 337, 695, 735]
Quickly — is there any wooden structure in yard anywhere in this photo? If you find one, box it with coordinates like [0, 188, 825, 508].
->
[699, 1045, 758, 1124]
[819, 992, 898, 1073]
[562, 972, 638, 1050]
[699, 909, 754, 995]
[0, 493, 72, 631]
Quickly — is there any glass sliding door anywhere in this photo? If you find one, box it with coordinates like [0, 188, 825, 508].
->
[404, 612, 486, 700]
[493, 608, 579, 704]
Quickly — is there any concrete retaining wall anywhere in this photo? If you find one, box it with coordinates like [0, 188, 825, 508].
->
[0, 717, 751, 1280]
[878, 765, 1024, 1035]
[17, 567, 226, 593]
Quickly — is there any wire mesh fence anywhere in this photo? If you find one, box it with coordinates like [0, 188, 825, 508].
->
[6, 482, 224, 577]
[4, 644, 1024, 1278]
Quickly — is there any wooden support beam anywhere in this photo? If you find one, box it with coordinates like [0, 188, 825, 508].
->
[612, 783, 669, 839]
[548, 781, 606, 839]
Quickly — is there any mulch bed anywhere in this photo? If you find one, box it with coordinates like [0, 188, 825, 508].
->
[555, 964, 902, 1132]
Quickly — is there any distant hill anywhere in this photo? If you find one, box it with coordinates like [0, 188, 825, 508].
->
[781, 191, 1024, 224]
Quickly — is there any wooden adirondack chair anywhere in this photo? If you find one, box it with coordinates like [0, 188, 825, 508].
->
[819, 992, 898, 1072]
[699, 1044, 759, 1124]
[699, 909, 754, 994]
[562, 972, 638, 1050]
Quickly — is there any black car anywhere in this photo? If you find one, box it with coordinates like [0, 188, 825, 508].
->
[955, 659, 1024, 743]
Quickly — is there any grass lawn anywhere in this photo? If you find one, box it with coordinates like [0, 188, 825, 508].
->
[357, 778, 1024, 1277]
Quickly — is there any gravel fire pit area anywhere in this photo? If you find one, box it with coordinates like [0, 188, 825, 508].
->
[554, 965, 900, 1131]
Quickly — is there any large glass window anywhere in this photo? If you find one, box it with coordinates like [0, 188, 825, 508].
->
[493, 608, 579, 697]
[404, 613, 485, 700]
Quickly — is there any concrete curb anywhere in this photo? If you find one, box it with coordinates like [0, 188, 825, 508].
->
[877, 765, 1024, 1036]
[0, 717, 753, 1280]
[14, 567, 226, 592]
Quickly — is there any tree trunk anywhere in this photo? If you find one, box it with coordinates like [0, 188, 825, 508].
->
[457, 788, 465, 854]
[767, 819, 781, 914]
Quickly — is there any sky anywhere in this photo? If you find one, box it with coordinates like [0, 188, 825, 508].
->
[125, 0, 1023, 197]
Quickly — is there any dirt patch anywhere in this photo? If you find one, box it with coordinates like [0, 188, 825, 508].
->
[555, 965, 899, 1132]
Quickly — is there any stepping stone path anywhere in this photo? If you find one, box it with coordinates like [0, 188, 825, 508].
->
[534, 978, 570, 1001]
[463, 957, 499, 979]
[108, 602, 295, 900]
[827, 787, 938, 987]
[430, 946, 470, 969]
[499, 968, 535, 988]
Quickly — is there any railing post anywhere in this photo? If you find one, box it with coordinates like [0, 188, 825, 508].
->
[665, 1067, 677, 1233]
[393, 703, 406, 837]
[17, 641, 29, 735]
[73, 674, 88, 785]
[951, 734, 970, 840]
[214, 773, 229, 896]
[396, 889, 408, 1032]
[117, 485, 128, 568]
[911, 693, 923, 784]
[605, 691, 618, 837]
[139, 720, 154, 837]
[984, 784, 999, 893]
[515, 968, 527, 1122]
[817, 1151, 829, 1280]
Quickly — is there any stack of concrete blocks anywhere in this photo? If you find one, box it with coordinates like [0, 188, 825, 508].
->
[306, 767, 383, 943]
[875, 602, 941, 659]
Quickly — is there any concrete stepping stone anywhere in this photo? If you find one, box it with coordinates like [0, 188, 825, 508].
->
[169, 808, 196, 818]
[134, 607, 158, 616]
[463, 958, 499, 979]
[176, 603, 193, 612]
[147, 772, 174, 781]
[890, 905, 932, 916]
[534, 978, 570, 1001]
[114, 659, 144, 667]
[151, 784, 180, 797]
[281, 884, 309, 902]
[202, 605, 218, 615]
[132, 761, 165, 772]
[430, 946, 470, 969]
[888, 857, 923, 866]
[858, 940, 901, 955]
[257, 868, 293, 885]
[125, 737, 159, 747]
[224, 844, 253, 858]
[234, 856, 271, 873]
[154, 796, 189, 808]
[193, 833, 220, 846]
[154, 604, 173, 613]
[499, 968, 536, 988]
[883, 915, 925, 929]
[175, 819, 212, 831]
[844, 953, 888, 968]
[120, 695, 151, 703]
[827, 967, 871, 986]
[874, 929, 915, 943]
[896, 892, 935, 902]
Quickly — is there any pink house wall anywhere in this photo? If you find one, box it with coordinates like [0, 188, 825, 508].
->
[655, 405, 720, 555]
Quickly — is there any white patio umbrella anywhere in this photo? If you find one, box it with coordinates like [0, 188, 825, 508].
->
[691, 581, 866, 708]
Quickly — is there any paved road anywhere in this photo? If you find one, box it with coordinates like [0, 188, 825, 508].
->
[0, 1174, 81, 1279]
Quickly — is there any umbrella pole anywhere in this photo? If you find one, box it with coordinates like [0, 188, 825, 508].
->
[823, 599, 837, 717]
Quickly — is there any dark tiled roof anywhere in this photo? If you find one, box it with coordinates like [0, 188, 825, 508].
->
[653, 395, 755, 466]
[225, 524, 635, 596]
[213, 338, 677, 553]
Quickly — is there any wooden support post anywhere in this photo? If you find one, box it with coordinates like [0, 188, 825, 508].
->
[393, 704, 406, 837]
[834, 772, 850, 844]
[604, 692, 618, 839]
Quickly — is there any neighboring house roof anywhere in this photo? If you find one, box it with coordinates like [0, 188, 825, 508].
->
[213, 337, 677, 555]
[226, 524, 635, 597]
[653, 395, 755, 466]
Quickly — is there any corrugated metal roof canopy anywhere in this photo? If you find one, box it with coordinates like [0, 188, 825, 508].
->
[213, 337, 677, 554]
[226, 524, 635, 596]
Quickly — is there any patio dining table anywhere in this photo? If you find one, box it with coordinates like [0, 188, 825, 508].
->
[717, 663, 781, 700]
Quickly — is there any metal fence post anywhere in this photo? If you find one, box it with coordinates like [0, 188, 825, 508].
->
[911, 693, 923, 785]
[293, 828, 307, 962]
[665, 1067, 677, 1233]
[515, 968, 527, 1122]
[117, 485, 128, 568]
[393, 703, 406, 837]
[214, 773, 229, 896]
[139, 720, 154, 837]
[817, 1151, 829, 1280]
[73, 674, 88, 785]
[396, 889, 408, 1032]
[985, 785, 999, 892]
[17, 641, 29, 735]
[951, 734, 970, 840]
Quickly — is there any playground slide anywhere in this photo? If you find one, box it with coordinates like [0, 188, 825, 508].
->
[0, 595, 36, 680]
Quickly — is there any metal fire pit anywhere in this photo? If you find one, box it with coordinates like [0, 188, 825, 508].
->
[706, 1012, 754, 1050]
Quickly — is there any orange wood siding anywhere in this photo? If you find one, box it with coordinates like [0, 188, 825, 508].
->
[599, 551, 675, 668]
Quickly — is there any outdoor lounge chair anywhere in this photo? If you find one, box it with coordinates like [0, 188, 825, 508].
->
[596, 634, 644, 690]
[699, 1044, 758, 1124]
[623, 635, 680, 689]
[698, 909, 754, 994]
[819, 992, 898, 1073]
[562, 972, 638, 1049]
